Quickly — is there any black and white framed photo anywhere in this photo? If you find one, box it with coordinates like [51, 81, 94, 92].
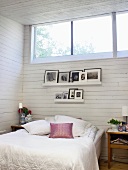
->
[70, 70, 83, 82]
[74, 89, 83, 100]
[55, 93, 62, 99]
[58, 72, 70, 83]
[84, 68, 101, 82]
[44, 70, 59, 83]
[79, 72, 86, 82]
[68, 88, 78, 99]
[62, 92, 69, 99]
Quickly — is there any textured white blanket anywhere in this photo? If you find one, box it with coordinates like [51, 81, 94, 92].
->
[0, 130, 99, 170]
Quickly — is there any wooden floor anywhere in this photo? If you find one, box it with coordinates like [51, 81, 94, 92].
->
[99, 160, 128, 170]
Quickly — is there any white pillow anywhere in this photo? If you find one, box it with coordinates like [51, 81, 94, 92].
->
[55, 115, 92, 137]
[45, 116, 55, 122]
[22, 120, 50, 135]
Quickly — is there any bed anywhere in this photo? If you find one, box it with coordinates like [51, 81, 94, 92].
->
[0, 115, 104, 170]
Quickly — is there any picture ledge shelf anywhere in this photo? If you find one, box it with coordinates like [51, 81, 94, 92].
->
[43, 81, 101, 87]
[54, 99, 84, 103]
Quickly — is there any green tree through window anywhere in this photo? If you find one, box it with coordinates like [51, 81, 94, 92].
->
[35, 25, 95, 58]
[33, 16, 112, 58]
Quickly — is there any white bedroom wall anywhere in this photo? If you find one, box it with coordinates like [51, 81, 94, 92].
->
[0, 15, 24, 132]
[23, 26, 128, 161]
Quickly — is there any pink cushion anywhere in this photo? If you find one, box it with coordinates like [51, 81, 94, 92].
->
[49, 123, 73, 138]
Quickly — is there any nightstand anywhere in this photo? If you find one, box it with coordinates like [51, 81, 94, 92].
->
[106, 129, 128, 169]
[11, 125, 24, 132]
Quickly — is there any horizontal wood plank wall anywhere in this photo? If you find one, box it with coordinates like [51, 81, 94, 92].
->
[23, 26, 128, 161]
[0, 15, 24, 132]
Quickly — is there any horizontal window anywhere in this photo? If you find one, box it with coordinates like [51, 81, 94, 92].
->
[31, 12, 128, 64]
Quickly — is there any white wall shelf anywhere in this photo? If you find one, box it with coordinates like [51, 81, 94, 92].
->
[43, 81, 101, 87]
[54, 99, 84, 103]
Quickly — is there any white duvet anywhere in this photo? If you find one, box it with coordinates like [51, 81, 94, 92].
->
[0, 130, 99, 170]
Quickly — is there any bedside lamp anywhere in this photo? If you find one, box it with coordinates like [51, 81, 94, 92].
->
[19, 103, 22, 109]
[122, 106, 128, 123]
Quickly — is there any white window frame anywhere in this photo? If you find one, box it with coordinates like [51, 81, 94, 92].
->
[30, 12, 128, 64]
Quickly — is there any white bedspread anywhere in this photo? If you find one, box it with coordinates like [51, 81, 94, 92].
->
[0, 130, 99, 170]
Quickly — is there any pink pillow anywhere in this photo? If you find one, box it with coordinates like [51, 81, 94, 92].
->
[49, 123, 73, 138]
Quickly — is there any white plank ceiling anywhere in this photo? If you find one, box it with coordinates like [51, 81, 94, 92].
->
[0, 0, 128, 25]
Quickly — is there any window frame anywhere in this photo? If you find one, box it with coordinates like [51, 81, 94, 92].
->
[30, 12, 128, 64]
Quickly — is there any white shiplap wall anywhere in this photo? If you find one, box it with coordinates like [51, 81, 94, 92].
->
[0, 15, 24, 132]
[23, 26, 128, 161]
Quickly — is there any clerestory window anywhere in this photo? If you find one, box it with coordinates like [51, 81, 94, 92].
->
[31, 12, 128, 63]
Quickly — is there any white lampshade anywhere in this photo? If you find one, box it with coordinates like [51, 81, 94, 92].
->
[122, 106, 128, 116]
[19, 103, 23, 109]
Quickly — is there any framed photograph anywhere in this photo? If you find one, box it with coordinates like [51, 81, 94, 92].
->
[79, 72, 87, 82]
[58, 72, 69, 83]
[84, 68, 101, 82]
[68, 88, 78, 99]
[74, 89, 83, 100]
[70, 70, 83, 82]
[44, 70, 59, 83]
[55, 93, 62, 99]
[62, 92, 69, 99]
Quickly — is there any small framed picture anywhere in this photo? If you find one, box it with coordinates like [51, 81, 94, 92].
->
[69, 88, 78, 99]
[84, 68, 101, 82]
[58, 72, 70, 83]
[55, 93, 62, 99]
[62, 92, 69, 99]
[79, 72, 86, 82]
[44, 70, 59, 83]
[74, 89, 83, 100]
[70, 70, 83, 82]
